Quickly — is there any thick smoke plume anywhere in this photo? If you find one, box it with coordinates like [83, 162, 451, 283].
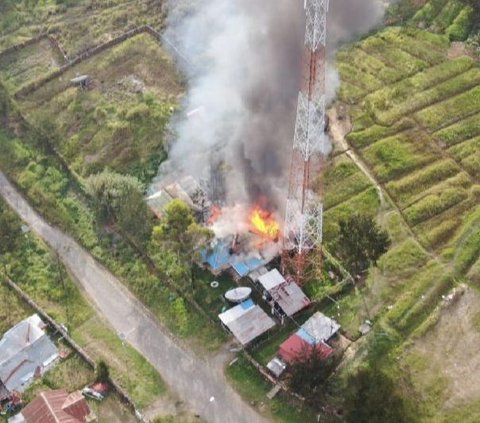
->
[157, 0, 387, 211]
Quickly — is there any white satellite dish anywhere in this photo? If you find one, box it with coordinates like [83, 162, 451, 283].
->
[225, 287, 252, 303]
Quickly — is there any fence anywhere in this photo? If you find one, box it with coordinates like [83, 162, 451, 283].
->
[3, 277, 147, 422]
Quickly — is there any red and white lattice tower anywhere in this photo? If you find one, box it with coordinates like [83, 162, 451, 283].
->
[282, 0, 329, 283]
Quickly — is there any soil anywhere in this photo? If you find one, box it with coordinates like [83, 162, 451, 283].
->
[406, 285, 480, 411]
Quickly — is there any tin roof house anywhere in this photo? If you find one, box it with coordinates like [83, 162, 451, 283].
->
[0, 314, 59, 395]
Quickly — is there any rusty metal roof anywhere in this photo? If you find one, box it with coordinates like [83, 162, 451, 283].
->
[21, 390, 90, 423]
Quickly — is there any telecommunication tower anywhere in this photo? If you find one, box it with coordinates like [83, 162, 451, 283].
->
[282, 0, 329, 283]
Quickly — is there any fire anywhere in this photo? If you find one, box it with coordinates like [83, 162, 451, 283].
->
[207, 204, 222, 225]
[249, 206, 280, 240]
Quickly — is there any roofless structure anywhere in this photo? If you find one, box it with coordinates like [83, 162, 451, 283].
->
[282, 0, 330, 283]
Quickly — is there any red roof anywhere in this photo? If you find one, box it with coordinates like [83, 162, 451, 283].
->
[21, 390, 90, 423]
[278, 334, 333, 363]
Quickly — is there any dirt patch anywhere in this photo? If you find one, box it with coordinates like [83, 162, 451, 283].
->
[448, 42, 475, 60]
[328, 102, 352, 154]
[405, 285, 480, 412]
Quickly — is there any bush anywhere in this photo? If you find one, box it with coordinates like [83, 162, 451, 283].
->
[95, 360, 110, 382]
[447, 6, 475, 40]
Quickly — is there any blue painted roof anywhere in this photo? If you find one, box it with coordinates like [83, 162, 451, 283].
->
[232, 262, 250, 277]
[232, 257, 265, 277]
[240, 299, 254, 310]
[296, 327, 317, 346]
[201, 241, 232, 271]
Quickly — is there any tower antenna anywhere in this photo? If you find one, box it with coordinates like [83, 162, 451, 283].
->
[282, 0, 329, 283]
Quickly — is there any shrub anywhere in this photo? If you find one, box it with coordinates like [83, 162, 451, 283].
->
[447, 6, 475, 40]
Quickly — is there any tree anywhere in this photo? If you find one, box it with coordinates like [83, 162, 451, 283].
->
[95, 360, 110, 382]
[336, 214, 390, 276]
[86, 169, 152, 243]
[0, 201, 21, 256]
[287, 345, 335, 408]
[345, 366, 417, 423]
[151, 199, 213, 289]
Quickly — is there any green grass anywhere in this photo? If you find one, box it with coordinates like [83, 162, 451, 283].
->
[447, 205, 480, 275]
[446, 5, 475, 41]
[412, 0, 450, 24]
[432, 0, 464, 31]
[226, 354, 317, 423]
[19, 34, 181, 181]
[324, 187, 381, 242]
[72, 317, 166, 409]
[415, 85, 480, 131]
[337, 46, 404, 84]
[346, 119, 415, 149]
[386, 159, 460, 208]
[324, 156, 372, 209]
[378, 239, 429, 276]
[23, 354, 94, 404]
[0, 282, 31, 337]
[403, 187, 468, 226]
[0, 38, 65, 91]
[446, 134, 480, 164]
[360, 37, 430, 77]
[0, 1, 166, 57]
[379, 27, 448, 65]
[385, 261, 453, 334]
[434, 112, 480, 146]
[362, 131, 436, 181]
[364, 57, 473, 114]
[374, 66, 480, 125]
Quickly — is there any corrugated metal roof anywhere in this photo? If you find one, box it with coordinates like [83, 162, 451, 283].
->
[218, 300, 254, 325]
[0, 315, 58, 393]
[21, 390, 90, 423]
[269, 281, 310, 317]
[258, 269, 285, 291]
[302, 312, 340, 343]
[278, 334, 333, 363]
[219, 302, 275, 345]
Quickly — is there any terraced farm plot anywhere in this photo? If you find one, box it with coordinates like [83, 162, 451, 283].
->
[0, 37, 65, 91]
[0, 0, 165, 57]
[412, 0, 475, 40]
[333, 22, 480, 363]
[322, 154, 380, 242]
[16, 33, 182, 180]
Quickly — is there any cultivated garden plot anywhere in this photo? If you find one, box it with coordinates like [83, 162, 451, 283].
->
[331, 11, 480, 418]
[0, 37, 66, 92]
[16, 33, 182, 180]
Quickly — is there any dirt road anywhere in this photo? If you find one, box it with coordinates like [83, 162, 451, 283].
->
[0, 171, 269, 423]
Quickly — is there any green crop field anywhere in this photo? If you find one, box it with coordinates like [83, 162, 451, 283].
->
[330, 4, 480, 419]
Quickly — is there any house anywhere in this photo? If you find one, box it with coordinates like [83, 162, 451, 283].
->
[8, 389, 94, 423]
[257, 269, 310, 318]
[267, 312, 340, 378]
[0, 315, 58, 394]
[218, 299, 276, 346]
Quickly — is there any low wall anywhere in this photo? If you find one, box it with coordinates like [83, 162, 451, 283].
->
[4, 277, 146, 422]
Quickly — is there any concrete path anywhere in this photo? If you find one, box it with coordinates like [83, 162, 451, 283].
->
[0, 171, 269, 423]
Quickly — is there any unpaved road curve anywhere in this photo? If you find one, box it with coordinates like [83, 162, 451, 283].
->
[0, 171, 268, 423]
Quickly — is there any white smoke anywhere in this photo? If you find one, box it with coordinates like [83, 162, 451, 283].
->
[156, 0, 388, 210]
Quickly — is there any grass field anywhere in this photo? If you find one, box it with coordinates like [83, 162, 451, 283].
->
[7, 33, 182, 182]
[331, 12, 480, 420]
[0, 0, 166, 56]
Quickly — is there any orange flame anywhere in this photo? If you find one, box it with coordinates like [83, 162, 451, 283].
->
[249, 206, 280, 240]
[207, 205, 222, 225]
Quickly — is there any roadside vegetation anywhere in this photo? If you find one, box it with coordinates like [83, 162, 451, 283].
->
[0, 196, 165, 417]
